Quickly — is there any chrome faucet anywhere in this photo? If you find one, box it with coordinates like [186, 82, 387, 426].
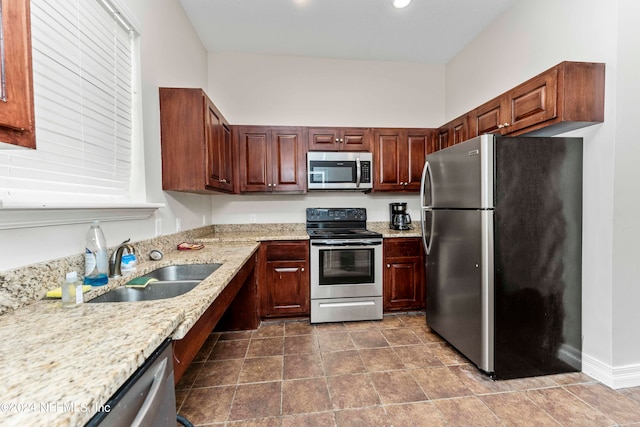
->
[109, 239, 134, 278]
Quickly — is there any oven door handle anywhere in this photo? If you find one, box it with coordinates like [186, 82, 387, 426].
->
[311, 240, 382, 247]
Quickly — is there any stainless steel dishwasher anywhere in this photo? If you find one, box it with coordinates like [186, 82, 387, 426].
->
[85, 339, 177, 427]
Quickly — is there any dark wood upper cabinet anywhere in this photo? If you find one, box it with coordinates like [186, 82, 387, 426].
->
[469, 61, 605, 138]
[373, 128, 433, 192]
[307, 127, 372, 152]
[159, 88, 236, 194]
[0, 0, 36, 149]
[436, 115, 470, 150]
[236, 126, 306, 193]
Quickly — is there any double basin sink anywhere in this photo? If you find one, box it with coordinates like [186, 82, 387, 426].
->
[89, 263, 222, 303]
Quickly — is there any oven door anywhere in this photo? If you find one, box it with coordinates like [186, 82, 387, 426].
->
[310, 239, 382, 299]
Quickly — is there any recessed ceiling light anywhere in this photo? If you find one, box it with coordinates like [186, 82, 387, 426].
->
[393, 0, 412, 9]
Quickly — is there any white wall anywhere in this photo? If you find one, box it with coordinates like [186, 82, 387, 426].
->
[612, 0, 640, 369]
[208, 53, 445, 128]
[205, 53, 443, 224]
[447, 0, 640, 388]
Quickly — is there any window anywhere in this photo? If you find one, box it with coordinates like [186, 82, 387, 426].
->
[0, 0, 141, 205]
[0, 0, 36, 148]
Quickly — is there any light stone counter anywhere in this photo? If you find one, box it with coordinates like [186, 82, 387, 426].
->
[0, 241, 258, 426]
[0, 222, 421, 425]
[368, 221, 423, 238]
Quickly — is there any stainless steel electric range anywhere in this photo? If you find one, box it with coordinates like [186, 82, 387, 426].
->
[306, 208, 383, 323]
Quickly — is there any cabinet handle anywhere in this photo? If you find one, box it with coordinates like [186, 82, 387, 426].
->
[301, 268, 305, 272]
[387, 264, 391, 268]
[219, 178, 227, 183]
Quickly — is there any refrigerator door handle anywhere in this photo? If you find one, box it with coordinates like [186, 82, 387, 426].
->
[420, 161, 433, 208]
[421, 209, 433, 256]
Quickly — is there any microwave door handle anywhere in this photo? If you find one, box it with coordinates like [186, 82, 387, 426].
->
[355, 157, 361, 187]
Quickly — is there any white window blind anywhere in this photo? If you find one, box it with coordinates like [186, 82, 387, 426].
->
[0, 0, 136, 203]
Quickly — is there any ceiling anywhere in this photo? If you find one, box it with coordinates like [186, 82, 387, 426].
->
[179, 0, 517, 64]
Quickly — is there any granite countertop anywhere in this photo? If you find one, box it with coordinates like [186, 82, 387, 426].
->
[0, 240, 259, 426]
[0, 223, 421, 425]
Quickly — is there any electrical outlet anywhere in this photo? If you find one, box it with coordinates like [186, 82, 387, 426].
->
[249, 214, 257, 223]
[176, 217, 182, 232]
[155, 218, 162, 236]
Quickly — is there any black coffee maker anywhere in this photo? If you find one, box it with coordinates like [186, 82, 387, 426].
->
[389, 203, 412, 230]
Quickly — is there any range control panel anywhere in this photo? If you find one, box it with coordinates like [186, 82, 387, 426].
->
[306, 208, 367, 222]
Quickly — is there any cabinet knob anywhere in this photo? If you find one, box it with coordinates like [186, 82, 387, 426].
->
[387, 264, 391, 268]
[273, 183, 277, 187]
[268, 183, 272, 187]
[335, 138, 339, 143]
[503, 122, 510, 127]
[340, 138, 344, 143]
[301, 268, 305, 272]
[220, 178, 227, 183]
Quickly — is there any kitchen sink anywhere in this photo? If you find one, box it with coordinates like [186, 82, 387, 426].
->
[88, 263, 223, 303]
[140, 263, 223, 281]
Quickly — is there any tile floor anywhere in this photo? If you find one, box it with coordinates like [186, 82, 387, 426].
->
[175, 313, 640, 426]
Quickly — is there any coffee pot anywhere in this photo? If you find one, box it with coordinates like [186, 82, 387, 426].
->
[389, 203, 412, 230]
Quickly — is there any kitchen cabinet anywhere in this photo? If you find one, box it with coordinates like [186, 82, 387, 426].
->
[0, 0, 35, 149]
[258, 240, 310, 318]
[307, 127, 372, 152]
[373, 128, 434, 192]
[236, 126, 307, 193]
[470, 61, 605, 137]
[436, 114, 470, 150]
[383, 238, 425, 311]
[159, 88, 235, 193]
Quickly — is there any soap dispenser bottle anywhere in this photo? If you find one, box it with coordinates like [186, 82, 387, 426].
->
[62, 271, 83, 308]
[84, 221, 109, 286]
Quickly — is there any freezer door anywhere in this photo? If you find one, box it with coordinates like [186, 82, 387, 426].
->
[425, 134, 494, 209]
[426, 209, 494, 373]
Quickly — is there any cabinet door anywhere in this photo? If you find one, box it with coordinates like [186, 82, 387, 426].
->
[383, 238, 425, 311]
[472, 96, 508, 136]
[451, 116, 469, 145]
[405, 130, 430, 190]
[340, 127, 372, 152]
[271, 127, 306, 192]
[238, 126, 270, 192]
[504, 68, 558, 134]
[259, 241, 310, 318]
[265, 260, 310, 317]
[205, 98, 234, 192]
[308, 127, 340, 151]
[373, 129, 405, 191]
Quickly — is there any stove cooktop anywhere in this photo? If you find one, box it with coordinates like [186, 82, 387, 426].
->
[306, 207, 382, 240]
[306, 228, 382, 239]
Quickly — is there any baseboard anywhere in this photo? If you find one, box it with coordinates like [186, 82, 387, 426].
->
[582, 352, 640, 389]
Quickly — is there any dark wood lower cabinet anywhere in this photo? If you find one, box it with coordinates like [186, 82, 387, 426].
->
[172, 253, 259, 383]
[258, 240, 310, 318]
[383, 238, 425, 311]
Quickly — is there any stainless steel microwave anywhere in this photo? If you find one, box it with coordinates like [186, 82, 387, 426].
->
[307, 152, 373, 190]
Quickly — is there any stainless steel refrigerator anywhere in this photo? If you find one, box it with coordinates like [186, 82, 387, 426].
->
[420, 134, 582, 379]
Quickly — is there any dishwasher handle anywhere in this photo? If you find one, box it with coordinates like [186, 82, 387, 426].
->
[131, 358, 169, 427]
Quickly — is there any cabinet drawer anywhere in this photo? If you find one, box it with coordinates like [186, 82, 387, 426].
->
[265, 241, 309, 261]
[384, 238, 422, 258]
